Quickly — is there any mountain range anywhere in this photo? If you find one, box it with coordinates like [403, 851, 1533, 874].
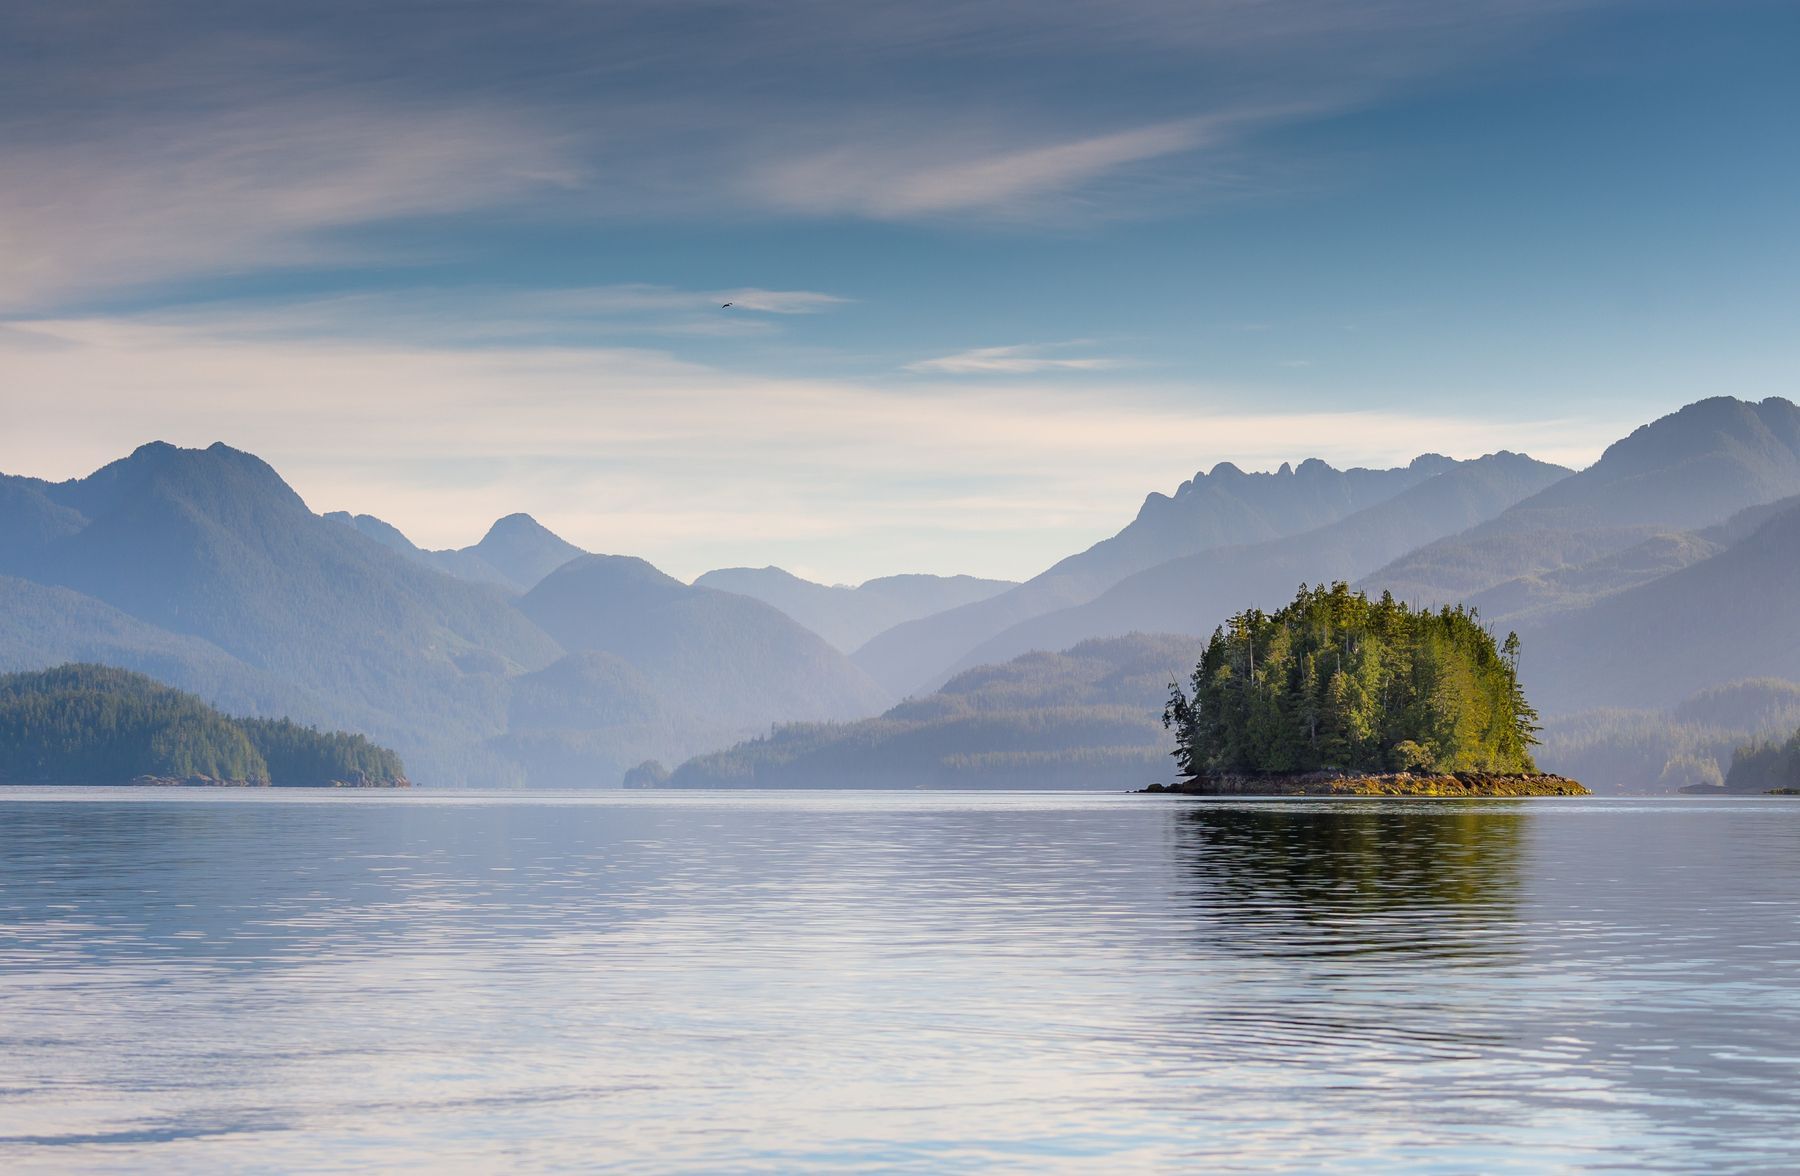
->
[4, 395, 1798, 791]
[692, 566, 1016, 653]
[326, 511, 587, 592]
[851, 453, 1466, 697]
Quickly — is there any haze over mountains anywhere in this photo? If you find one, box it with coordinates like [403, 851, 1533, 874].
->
[946, 451, 1570, 673]
[327, 511, 588, 592]
[852, 453, 1468, 697]
[0, 442, 897, 784]
[692, 567, 1015, 653]
[2, 395, 1797, 791]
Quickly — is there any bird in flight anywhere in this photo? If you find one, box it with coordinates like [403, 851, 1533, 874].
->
[720, 302, 733, 308]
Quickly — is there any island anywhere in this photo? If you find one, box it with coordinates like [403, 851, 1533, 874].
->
[0, 664, 411, 787]
[1151, 583, 1588, 797]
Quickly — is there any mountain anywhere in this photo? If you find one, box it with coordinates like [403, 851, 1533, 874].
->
[483, 651, 692, 788]
[1520, 495, 1800, 715]
[1537, 679, 1800, 794]
[518, 555, 891, 734]
[945, 451, 1569, 671]
[325, 510, 585, 591]
[0, 442, 562, 780]
[0, 573, 313, 722]
[1364, 397, 1800, 609]
[667, 632, 1206, 789]
[851, 454, 1462, 697]
[3, 442, 905, 787]
[692, 566, 1016, 652]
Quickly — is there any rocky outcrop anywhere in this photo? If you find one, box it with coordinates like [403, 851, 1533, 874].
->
[1142, 771, 1588, 797]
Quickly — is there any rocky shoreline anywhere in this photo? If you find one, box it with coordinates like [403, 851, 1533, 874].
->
[1141, 771, 1588, 797]
[124, 775, 415, 788]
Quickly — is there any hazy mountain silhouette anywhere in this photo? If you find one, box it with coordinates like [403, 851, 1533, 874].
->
[668, 632, 1205, 789]
[0, 442, 562, 779]
[0, 574, 320, 723]
[947, 451, 1569, 671]
[518, 555, 891, 732]
[1538, 679, 1800, 795]
[693, 566, 1016, 652]
[325, 510, 585, 591]
[852, 454, 1463, 697]
[1463, 493, 1800, 627]
[1364, 397, 1800, 608]
[1521, 495, 1800, 714]
[8, 399, 1800, 790]
[485, 651, 693, 788]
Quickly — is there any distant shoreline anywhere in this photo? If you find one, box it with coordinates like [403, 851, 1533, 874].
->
[0, 776, 415, 789]
[1142, 771, 1588, 797]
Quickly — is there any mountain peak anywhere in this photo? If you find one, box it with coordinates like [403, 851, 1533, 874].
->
[469, 513, 586, 589]
[480, 512, 557, 543]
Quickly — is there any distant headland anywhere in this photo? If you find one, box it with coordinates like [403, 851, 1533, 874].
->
[0, 665, 411, 788]
[1151, 583, 1588, 797]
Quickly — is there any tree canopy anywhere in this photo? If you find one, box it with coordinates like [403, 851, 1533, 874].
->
[0, 664, 405, 785]
[1725, 729, 1800, 792]
[1164, 583, 1540, 776]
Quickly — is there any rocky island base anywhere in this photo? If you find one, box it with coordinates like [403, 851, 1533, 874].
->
[1142, 771, 1589, 797]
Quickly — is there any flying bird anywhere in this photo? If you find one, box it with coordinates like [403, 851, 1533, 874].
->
[720, 302, 733, 308]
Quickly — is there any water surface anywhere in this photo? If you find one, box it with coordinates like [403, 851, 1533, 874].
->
[2, 789, 1797, 1172]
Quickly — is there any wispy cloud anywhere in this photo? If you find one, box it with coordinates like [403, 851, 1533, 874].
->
[0, 0, 1615, 309]
[126, 285, 849, 346]
[744, 118, 1234, 220]
[0, 99, 576, 313]
[906, 343, 1125, 375]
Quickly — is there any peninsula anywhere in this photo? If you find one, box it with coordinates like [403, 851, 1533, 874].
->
[0, 664, 411, 787]
[1152, 583, 1588, 797]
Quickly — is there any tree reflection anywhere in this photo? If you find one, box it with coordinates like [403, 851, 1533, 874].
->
[1173, 802, 1527, 961]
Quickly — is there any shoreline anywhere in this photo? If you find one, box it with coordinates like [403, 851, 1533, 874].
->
[1142, 771, 1588, 797]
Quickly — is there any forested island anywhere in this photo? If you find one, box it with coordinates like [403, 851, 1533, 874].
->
[1153, 583, 1586, 796]
[0, 665, 409, 787]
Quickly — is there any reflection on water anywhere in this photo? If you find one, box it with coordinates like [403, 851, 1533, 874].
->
[1, 790, 1799, 1172]
[1176, 803, 1524, 958]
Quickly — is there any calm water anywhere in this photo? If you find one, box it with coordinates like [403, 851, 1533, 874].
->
[2, 790, 1798, 1173]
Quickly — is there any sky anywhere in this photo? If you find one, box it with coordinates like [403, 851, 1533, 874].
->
[1, 1, 1795, 584]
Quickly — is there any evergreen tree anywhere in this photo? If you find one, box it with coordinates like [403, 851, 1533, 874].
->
[1164, 583, 1542, 775]
[0, 664, 406, 785]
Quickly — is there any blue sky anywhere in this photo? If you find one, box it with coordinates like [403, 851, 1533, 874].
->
[1, 0, 1795, 582]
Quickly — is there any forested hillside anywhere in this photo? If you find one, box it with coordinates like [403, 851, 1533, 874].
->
[0, 664, 405, 785]
[668, 633, 1205, 789]
[1726, 730, 1800, 793]
[1537, 679, 1800, 794]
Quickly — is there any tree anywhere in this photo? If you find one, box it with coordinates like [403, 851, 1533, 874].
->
[1163, 583, 1541, 776]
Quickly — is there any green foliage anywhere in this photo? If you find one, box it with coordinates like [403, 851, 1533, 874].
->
[0, 664, 404, 785]
[1165, 583, 1540, 776]
[238, 717, 405, 786]
[1726, 729, 1800, 793]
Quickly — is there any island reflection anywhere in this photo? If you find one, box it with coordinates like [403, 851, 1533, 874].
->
[1172, 802, 1528, 963]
